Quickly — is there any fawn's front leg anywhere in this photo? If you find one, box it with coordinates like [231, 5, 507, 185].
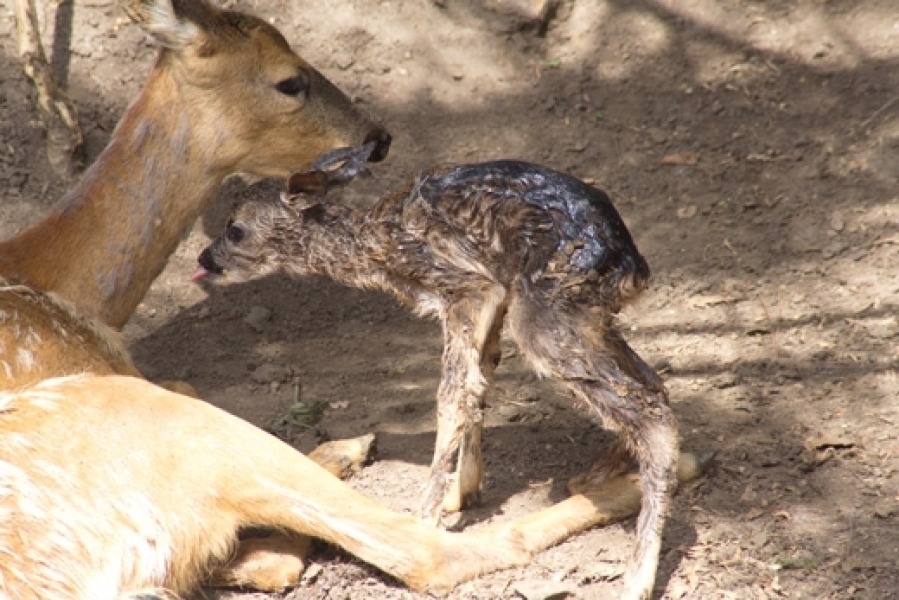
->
[421, 286, 506, 523]
[443, 302, 506, 514]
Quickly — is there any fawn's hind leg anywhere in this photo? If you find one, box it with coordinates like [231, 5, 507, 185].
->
[568, 329, 667, 495]
[506, 292, 678, 600]
[421, 284, 507, 523]
[573, 365, 677, 600]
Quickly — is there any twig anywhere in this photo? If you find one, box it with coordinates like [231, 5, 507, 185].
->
[13, 0, 83, 176]
[859, 96, 899, 130]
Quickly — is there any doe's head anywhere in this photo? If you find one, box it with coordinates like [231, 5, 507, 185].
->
[123, 0, 391, 177]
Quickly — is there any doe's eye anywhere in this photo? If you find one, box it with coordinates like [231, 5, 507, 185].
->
[275, 75, 308, 97]
[226, 224, 246, 243]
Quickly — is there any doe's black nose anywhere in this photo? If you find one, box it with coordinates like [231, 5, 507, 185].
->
[364, 127, 392, 163]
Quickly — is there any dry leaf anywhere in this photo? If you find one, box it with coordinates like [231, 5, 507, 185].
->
[689, 294, 739, 308]
[745, 507, 765, 520]
[804, 434, 855, 452]
[677, 205, 698, 218]
[660, 151, 699, 166]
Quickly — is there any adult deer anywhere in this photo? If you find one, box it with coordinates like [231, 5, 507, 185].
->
[0, 0, 391, 390]
[0, 0, 390, 338]
[0, 0, 702, 597]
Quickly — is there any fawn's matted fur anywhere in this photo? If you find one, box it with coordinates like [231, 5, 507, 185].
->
[198, 152, 684, 600]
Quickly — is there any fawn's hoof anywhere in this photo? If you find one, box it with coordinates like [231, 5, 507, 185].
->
[567, 450, 715, 496]
[441, 486, 481, 514]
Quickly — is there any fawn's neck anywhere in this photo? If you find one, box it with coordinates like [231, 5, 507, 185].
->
[0, 69, 223, 329]
[284, 207, 419, 303]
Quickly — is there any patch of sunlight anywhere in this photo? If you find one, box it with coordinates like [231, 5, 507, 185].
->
[594, 9, 671, 82]
[648, 330, 744, 366]
[291, 0, 898, 111]
[560, 0, 610, 56]
[654, 0, 899, 68]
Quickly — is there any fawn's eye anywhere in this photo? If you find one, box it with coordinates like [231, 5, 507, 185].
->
[275, 75, 308, 97]
[226, 224, 246, 244]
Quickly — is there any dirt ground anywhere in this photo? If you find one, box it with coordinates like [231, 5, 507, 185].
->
[2, 0, 899, 598]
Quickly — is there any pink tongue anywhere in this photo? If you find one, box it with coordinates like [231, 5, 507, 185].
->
[190, 268, 210, 282]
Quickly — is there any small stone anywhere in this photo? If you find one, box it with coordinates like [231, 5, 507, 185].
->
[739, 485, 757, 505]
[647, 127, 668, 144]
[568, 139, 589, 153]
[750, 530, 769, 547]
[333, 51, 355, 70]
[829, 213, 845, 232]
[251, 363, 286, 385]
[653, 359, 672, 373]
[874, 500, 896, 519]
[710, 371, 740, 389]
[512, 580, 572, 600]
[584, 562, 624, 581]
[862, 317, 898, 339]
[244, 305, 272, 332]
[497, 403, 525, 421]
[327, 585, 345, 599]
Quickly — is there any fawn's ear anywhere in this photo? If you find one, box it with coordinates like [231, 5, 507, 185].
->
[121, 0, 221, 50]
[287, 171, 330, 196]
[279, 190, 324, 216]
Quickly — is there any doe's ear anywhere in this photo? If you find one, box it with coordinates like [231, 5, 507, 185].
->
[287, 171, 330, 197]
[122, 0, 220, 50]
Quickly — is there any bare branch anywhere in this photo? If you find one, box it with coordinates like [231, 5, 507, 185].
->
[13, 0, 83, 176]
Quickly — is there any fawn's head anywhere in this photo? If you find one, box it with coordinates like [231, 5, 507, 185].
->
[193, 143, 373, 283]
[124, 0, 390, 177]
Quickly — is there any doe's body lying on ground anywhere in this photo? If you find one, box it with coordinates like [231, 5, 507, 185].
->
[196, 150, 679, 600]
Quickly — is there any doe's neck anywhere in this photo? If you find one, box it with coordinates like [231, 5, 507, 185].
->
[0, 69, 224, 329]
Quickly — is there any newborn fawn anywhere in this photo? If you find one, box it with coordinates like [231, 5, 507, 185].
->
[195, 145, 678, 600]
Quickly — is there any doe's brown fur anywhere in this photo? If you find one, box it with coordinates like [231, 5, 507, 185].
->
[200, 158, 683, 600]
[0, 0, 389, 333]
